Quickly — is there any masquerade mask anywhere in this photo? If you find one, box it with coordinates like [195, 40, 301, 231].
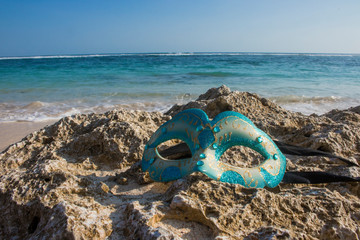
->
[142, 109, 286, 188]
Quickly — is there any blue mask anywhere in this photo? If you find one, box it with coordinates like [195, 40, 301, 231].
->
[142, 109, 286, 188]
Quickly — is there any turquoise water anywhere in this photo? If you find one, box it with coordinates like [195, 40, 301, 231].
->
[0, 53, 360, 122]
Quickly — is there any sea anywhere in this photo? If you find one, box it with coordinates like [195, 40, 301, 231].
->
[0, 52, 359, 122]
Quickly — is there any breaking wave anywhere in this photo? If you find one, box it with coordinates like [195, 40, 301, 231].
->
[0, 100, 176, 122]
[271, 95, 360, 115]
[2, 52, 359, 61]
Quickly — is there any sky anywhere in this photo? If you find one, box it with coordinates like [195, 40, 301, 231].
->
[0, 0, 360, 56]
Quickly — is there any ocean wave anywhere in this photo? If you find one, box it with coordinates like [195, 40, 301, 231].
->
[271, 95, 360, 115]
[144, 52, 360, 57]
[188, 71, 237, 77]
[0, 54, 114, 60]
[0, 100, 176, 122]
[0, 94, 359, 122]
[2, 52, 359, 61]
[137, 52, 195, 56]
[101, 92, 171, 98]
[0, 53, 195, 60]
[270, 95, 343, 104]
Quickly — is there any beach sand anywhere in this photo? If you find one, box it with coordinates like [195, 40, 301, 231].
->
[0, 120, 56, 152]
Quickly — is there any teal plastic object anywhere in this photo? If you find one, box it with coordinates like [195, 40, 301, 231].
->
[141, 109, 286, 188]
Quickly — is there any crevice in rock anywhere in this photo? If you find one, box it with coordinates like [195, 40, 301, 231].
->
[28, 216, 40, 234]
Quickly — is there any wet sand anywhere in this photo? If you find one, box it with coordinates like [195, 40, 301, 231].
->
[0, 120, 56, 152]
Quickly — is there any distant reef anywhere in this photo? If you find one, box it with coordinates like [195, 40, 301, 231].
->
[1, 85, 359, 239]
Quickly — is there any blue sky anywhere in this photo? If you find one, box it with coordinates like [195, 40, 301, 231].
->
[1, 0, 360, 56]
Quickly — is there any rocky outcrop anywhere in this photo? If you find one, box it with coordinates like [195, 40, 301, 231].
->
[0, 86, 359, 239]
[167, 85, 360, 161]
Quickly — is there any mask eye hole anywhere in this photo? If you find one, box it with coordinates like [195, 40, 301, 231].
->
[157, 139, 192, 160]
[220, 146, 263, 168]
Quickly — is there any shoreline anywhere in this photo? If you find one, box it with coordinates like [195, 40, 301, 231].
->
[0, 96, 359, 153]
[0, 102, 359, 153]
[0, 120, 57, 152]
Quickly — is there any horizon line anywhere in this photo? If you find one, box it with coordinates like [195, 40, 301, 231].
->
[1, 51, 360, 59]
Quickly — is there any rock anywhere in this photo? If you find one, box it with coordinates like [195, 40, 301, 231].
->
[0, 86, 359, 239]
[167, 86, 360, 162]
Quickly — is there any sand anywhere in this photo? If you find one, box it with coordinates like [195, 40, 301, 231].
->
[0, 120, 57, 152]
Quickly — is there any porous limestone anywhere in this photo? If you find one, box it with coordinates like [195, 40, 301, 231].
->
[1, 86, 359, 239]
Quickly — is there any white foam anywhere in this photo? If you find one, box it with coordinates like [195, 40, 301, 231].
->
[0, 54, 113, 60]
[1, 95, 359, 122]
[275, 96, 360, 115]
[1, 52, 358, 61]
[0, 100, 176, 123]
[270, 95, 343, 105]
